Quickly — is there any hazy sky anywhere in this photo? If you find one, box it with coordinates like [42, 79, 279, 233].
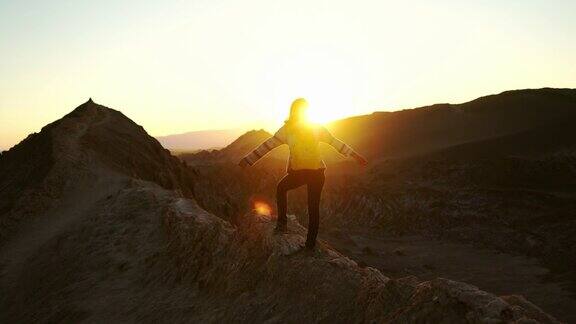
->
[1, 0, 575, 150]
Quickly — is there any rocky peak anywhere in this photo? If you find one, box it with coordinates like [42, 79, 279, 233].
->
[0, 100, 197, 243]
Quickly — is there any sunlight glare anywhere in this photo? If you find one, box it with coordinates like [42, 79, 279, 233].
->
[305, 94, 355, 124]
[266, 48, 366, 126]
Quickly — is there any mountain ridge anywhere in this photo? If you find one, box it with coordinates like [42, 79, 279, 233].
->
[0, 98, 561, 323]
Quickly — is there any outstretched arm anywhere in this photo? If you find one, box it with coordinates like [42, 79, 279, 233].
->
[239, 128, 286, 168]
[320, 127, 368, 166]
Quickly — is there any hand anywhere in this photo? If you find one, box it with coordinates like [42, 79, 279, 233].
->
[351, 152, 368, 166]
[238, 159, 250, 169]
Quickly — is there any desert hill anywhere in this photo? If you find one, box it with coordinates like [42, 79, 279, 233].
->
[0, 99, 196, 244]
[327, 88, 576, 159]
[0, 99, 559, 323]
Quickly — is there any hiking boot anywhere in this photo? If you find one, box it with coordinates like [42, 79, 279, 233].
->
[299, 244, 317, 256]
[284, 244, 318, 257]
[274, 223, 288, 234]
[305, 241, 316, 250]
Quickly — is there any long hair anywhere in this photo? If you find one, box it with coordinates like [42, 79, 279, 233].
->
[285, 98, 308, 125]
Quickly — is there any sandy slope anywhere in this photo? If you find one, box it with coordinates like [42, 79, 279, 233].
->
[0, 166, 127, 286]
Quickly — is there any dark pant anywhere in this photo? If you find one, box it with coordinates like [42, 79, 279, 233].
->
[276, 169, 325, 248]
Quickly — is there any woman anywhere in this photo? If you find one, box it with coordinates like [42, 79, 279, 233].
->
[239, 98, 367, 250]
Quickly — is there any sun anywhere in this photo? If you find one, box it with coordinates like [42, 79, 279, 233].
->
[268, 51, 363, 126]
[304, 94, 355, 125]
[306, 105, 335, 124]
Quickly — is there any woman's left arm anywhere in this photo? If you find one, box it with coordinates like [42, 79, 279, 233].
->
[320, 127, 367, 166]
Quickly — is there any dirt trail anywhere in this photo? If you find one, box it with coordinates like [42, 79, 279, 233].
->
[0, 105, 117, 286]
[0, 167, 127, 288]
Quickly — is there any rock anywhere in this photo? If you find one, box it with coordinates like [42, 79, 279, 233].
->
[394, 248, 406, 256]
[388, 278, 557, 323]
[362, 246, 376, 255]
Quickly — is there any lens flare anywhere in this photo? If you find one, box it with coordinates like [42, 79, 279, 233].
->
[253, 201, 272, 217]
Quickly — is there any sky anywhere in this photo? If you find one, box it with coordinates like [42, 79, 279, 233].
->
[1, 0, 575, 150]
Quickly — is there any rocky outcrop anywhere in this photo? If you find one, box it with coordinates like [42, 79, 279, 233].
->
[158, 205, 559, 323]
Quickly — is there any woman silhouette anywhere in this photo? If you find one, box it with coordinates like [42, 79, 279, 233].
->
[239, 98, 367, 250]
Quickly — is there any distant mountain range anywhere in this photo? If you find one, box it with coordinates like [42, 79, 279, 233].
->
[178, 88, 576, 165]
[155, 128, 245, 151]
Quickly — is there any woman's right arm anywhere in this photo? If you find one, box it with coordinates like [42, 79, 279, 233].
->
[239, 127, 286, 167]
[319, 126, 367, 166]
